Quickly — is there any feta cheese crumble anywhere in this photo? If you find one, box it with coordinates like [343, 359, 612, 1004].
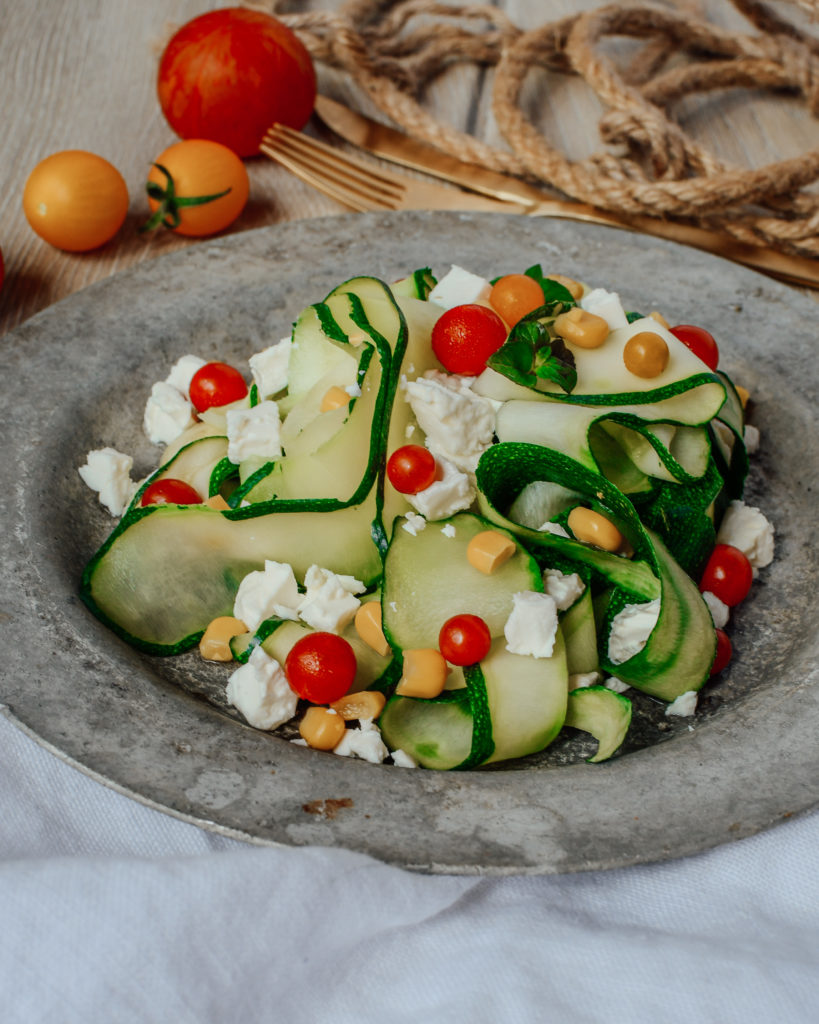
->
[608, 599, 661, 665]
[333, 718, 389, 763]
[537, 521, 571, 539]
[225, 647, 298, 730]
[390, 748, 418, 768]
[542, 568, 585, 612]
[716, 500, 775, 569]
[298, 565, 365, 633]
[233, 560, 301, 631]
[403, 372, 495, 472]
[226, 400, 282, 464]
[441, 523, 457, 538]
[569, 671, 601, 689]
[743, 423, 760, 454]
[504, 591, 559, 658]
[143, 381, 195, 446]
[78, 447, 135, 517]
[165, 354, 206, 397]
[604, 677, 631, 694]
[402, 512, 427, 536]
[249, 337, 291, 398]
[579, 288, 628, 331]
[702, 590, 730, 629]
[665, 690, 699, 718]
[406, 455, 475, 521]
[428, 265, 492, 309]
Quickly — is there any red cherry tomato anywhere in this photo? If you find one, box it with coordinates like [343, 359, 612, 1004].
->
[189, 361, 248, 412]
[699, 544, 753, 607]
[489, 274, 544, 325]
[141, 478, 203, 506]
[285, 632, 357, 704]
[387, 445, 437, 494]
[669, 324, 719, 371]
[438, 614, 492, 666]
[157, 8, 317, 158]
[431, 304, 508, 375]
[710, 628, 732, 676]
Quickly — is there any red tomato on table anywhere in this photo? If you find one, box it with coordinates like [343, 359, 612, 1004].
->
[669, 324, 719, 370]
[157, 8, 317, 158]
[387, 446, 437, 494]
[431, 304, 508, 375]
[141, 479, 203, 506]
[438, 614, 492, 666]
[699, 544, 753, 607]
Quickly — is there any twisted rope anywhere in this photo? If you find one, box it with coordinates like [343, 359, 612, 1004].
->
[271, 0, 819, 256]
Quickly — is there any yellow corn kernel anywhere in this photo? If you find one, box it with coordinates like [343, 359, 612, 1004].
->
[735, 385, 750, 408]
[554, 306, 610, 349]
[396, 648, 449, 699]
[467, 530, 516, 575]
[299, 707, 347, 751]
[331, 690, 387, 721]
[567, 506, 624, 553]
[204, 494, 230, 511]
[546, 273, 584, 301]
[354, 602, 391, 657]
[199, 616, 248, 661]
[648, 310, 670, 329]
[320, 386, 351, 413]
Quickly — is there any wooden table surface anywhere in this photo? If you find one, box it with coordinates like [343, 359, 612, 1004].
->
[2, 0, 818, 338]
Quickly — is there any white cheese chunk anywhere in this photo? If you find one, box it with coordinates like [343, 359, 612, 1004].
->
[604, 676, 631, 693]
[579, 287, 628, 331]
[537, 521, 571, 539]
[165, 354, 206, 397]
[665, 690, 699, 718]
[542, 568, 585, 612]
[390, 748, 418, 768]
[333, 718, 389, 764]
[233, 560, 301, 631]
[226, 400, 282, 464]
[428, 265, 492, 310]
[716, 500, 775, 569]
[569, 671, 601, 689]
[441, 523, 457, 538]
[249, 337, 291, 398]
[403, 373, 495, 472]
[608, 599, 661, 665]
[225, 647, 297, 730]
[78, 447, 135, 517]
[402, 512, 427, 536]
[743, 423, 760, 454]
[143, 381, 196, 446]
[406, 456, 475, 521]
[504, 591, 559, 658]
[298, 565, 364, 633]
[702, 590, 730, 629]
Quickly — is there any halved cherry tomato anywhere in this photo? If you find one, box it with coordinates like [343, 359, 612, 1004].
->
[431, 304, 507, 375]
[145, 140, 249, 237]
[141, 478, 203, 506]
[699, 544, 753, 606]
[710, 628, 732, 675]
[489, 274, 544, 325]
[189, 361, 248, 412]
[387, 445, 437, 494]
[438, 614, 491, 666]
[22, 151, 128, 252]
[669, 324, 719, 370]
[285, 632, 357, 704]
[158, 8, 316, 158]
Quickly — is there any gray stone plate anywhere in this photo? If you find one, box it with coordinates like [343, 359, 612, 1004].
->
[2, 212, 817, 875]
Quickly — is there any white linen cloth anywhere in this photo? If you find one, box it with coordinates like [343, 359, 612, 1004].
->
[1, 712, 817, 1023]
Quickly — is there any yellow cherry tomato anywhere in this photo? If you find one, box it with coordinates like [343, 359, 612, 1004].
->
[22, 151, 129, 252]
[145, 140, 249, 237]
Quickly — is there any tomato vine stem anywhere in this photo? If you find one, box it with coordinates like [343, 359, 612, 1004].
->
[141, 163, 231, 232]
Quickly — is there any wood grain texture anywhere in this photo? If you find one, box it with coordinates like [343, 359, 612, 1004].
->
[1, 0, 818, 337]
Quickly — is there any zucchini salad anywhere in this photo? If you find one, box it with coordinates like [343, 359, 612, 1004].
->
[78, 265, 774, 769]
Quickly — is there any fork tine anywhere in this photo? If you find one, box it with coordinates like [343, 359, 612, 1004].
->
[261, 124, 405, 210]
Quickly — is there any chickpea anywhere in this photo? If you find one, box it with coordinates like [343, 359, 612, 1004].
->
[623, 331, 669, 378]
[554, 306, 610, 350]
[567, 506, 624, 553]
[299, 707, 347, 751]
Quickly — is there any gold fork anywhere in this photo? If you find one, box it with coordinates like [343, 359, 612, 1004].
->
[261, 122, 819, 289]
[260, 123, 531, 214]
